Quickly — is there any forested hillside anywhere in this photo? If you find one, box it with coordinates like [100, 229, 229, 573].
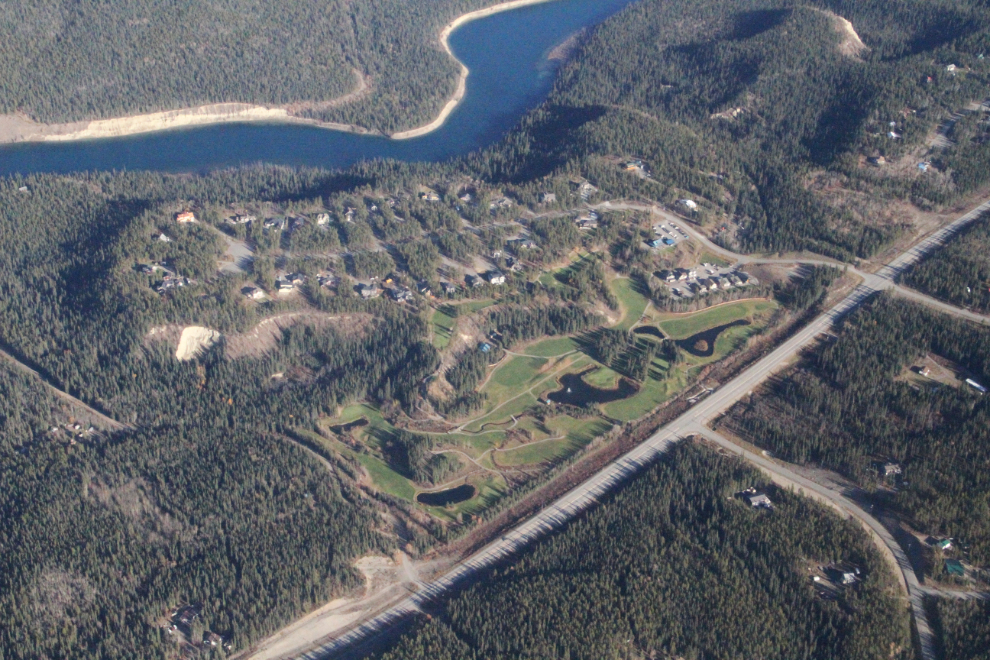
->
[473, 0, 990, 259]
[723, 294, 990, 565]
[369, 442, 910, 660]
[933, 599, 990, 660]
[0, 0, 495, 131]
[902, 211, 990, 312]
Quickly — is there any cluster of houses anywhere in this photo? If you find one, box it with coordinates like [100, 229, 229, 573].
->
[658, 267, 750, 295]
[467, 270, 506, 288]
[139, 261, 197, 296]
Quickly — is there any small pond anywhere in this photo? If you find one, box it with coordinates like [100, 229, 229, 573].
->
[417, 484, 477, 507]
[676, 319, 751, 358]
[330, 417, 369, 434]
[633, 325, 666, 340]
[547, 369, 639, 406]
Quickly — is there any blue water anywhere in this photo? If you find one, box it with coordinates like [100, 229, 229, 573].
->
[0, 0, 635, 176]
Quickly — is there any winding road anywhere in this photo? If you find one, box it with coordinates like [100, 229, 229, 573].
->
[258, 198, 990, 660]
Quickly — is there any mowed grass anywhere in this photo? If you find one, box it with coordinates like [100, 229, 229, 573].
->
[699, 250, 733, 268]
[296, 428, 416, 501]
[658, 299, 776, 339]
[612, 277, 650, 331]
[518, 335, 580, 357]
[581, 365, 622, 388]
[494, 416, 611, 467]
[431, 308, 455, 349]
[604, 362, 684, 421]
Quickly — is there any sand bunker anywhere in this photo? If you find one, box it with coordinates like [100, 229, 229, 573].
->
[175, 326, 222, 361]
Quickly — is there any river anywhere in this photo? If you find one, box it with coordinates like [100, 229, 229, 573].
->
[0, 0, 635, 176]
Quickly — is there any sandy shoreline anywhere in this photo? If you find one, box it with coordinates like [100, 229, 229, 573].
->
[0, 0, 561, 146]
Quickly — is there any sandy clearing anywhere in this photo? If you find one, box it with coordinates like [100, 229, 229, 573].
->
[176, 326, 222, 361]
[243, 554, 414, 660]
[225, 312, 374, 360]
[820, 10, 868, 59]
[0, 103, 379, 145]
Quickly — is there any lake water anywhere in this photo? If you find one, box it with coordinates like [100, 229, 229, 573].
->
[0, 0, 636, 176]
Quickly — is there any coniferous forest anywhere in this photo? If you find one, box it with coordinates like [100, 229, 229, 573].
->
[368, 442, 910, 660]
[724, 294, 990, 565]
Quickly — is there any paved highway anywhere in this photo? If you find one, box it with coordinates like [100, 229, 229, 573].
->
[284, 199, 990, 660]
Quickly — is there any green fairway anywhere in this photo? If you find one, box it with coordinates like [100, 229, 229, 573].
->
[658, 299, 776, 339]
[581, 365, 622, 388]
[518, 335, 580, 357]
[431, 307, 455, 349]
[612, 277, 649, 331]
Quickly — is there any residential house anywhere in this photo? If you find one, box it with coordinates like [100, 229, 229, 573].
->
[468, 274, 485, 288]
[417, 281, 432, 296]
[486, 270, 506, 285]
[479, 342, 493, 353]
[881, 462, 902, 477]
[746, 493, 772, 508]
[945, 559, 965, 577]
[539, 192, 557, 204]
[389, 287, 414, 303]
[243, 287, 266, 300]
[275, 278, 295, 294]
[175, 211, 197, 223]
[358, 283, 381, 299]
[441, 281, 458, 295]
[420, 191, 441, 202]
[158, 233, 173, 243]
[868, 156, 886, 167]
[677, 199, 698, 211]
[489, 197, 514, 210]
[229, 214, 255, 224]
[316, 213, 331, 225]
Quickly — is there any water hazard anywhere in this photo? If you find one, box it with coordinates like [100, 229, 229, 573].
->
[547, 368, 639, 406]
[676, 320, 751, 358]
[0, 0, 638, 176]
[417, 484, 477, 506]
[633, 325, 665, 340]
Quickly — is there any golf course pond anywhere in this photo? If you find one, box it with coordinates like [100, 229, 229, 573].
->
[330, 417, 370, 434]
[417, 484, 477, 506]
[547, 368, 639, 406]
[676, 319, 751, 358]
[633, 325, 666, 340]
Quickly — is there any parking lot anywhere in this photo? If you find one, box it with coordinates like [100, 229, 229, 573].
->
[647, 220, 690, 249]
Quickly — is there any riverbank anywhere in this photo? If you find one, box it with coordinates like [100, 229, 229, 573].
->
[0, 103, 383, 145]
[0, 0, 561, 146]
